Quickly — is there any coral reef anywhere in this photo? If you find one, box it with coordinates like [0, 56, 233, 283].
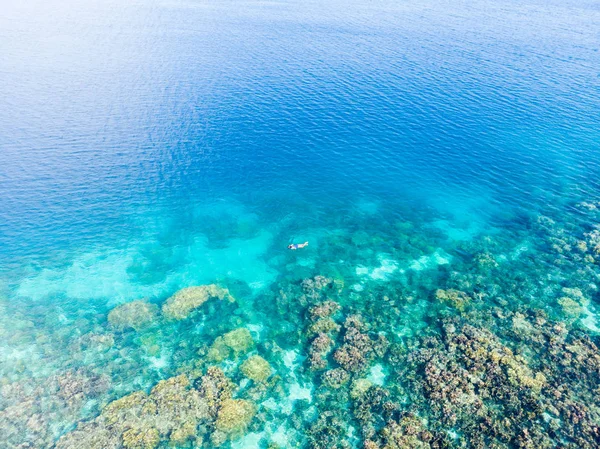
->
[162, 284, 234, 320]
[54, 367, 252, 449]
[0, 368, 110, 449]
[6, 196, 600, 449]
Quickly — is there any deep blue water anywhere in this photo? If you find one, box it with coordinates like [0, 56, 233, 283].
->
[1, 0, 600, 448]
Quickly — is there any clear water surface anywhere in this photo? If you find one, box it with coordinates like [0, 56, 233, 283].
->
[1, 0, 599, 448]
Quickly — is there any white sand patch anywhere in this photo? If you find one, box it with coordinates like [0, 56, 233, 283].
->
[352, 283, 364, 292]
[367, 363, 386, 386]
[355, 198, 379, 215]
[231, 431, 264, 448]
[356, 250, 451, 283]
[409, 249, 451, 271]
[428, 219, 483, 241]
[370, 258, 399, 280]
[278, 349, 313, 414]
[283, 349, 301, 370]
[147, 350, 171, 370]
[271, 424, 293, 447]
[246, 323, 264, 341]
[289, 382, 312, 402]
[356, 254, 400, 281]
[581, 303, 600, 333]
[509, 242, 530, 260]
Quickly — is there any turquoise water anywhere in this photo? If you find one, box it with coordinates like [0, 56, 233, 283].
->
[1, 0, 600, 447]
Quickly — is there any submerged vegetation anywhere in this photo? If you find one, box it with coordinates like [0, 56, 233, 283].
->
[1, 198, 600, 449]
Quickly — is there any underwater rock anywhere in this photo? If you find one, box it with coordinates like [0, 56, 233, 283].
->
[0, 366, 114, 449]
[162, 285, 234, 320]
[352, 384, 396, 440]
[301, 276, 334, 303]
[70, 332, 115, 354]
[306, 301, 343, 371]
[399, 320, 562, 447]
[307, 318, 341, 337]
[585, 229, 600, 255]
[558, 296, 583, 319]
[55, 369, 111, 407]
[240, 355, 272, 383]
[108, 300, 158, 332]
[223, 328, 254, 353]
[168, 419, 197, 446]
[302, 275, 333, 293]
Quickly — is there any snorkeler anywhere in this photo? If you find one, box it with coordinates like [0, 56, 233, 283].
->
[288, 241, 309, 250]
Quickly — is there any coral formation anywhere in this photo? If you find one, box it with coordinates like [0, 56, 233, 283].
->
[54, 368, 250, 449]
[333, 315, 388, 374]
[208, 328, 254, 362]
[365, 413, 441, 449]
[214, 398, 256, 435]
[162, 285, 234, 320]
[434, 288, 471, 310]
[321, 367, 350, 389]
[240, 355, 272, 383]
[108, 300, 158, 331]
[121, 427, 159, 449]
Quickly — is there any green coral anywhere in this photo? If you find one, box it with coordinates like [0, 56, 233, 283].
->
[208, 328, 254, 361]
[107, 300, 158, 332]
[162, 285, 235, 320]
[240, 355, 272, 383]
[558, 296, 583, 319]
[350, 378, 373, 399]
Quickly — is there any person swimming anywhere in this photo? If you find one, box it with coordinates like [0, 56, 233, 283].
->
[288, 241, 309, 250]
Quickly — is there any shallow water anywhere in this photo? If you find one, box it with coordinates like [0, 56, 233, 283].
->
[1, 0, 600, 448]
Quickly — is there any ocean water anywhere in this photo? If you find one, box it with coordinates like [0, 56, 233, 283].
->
[1, 0, 600, 448]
